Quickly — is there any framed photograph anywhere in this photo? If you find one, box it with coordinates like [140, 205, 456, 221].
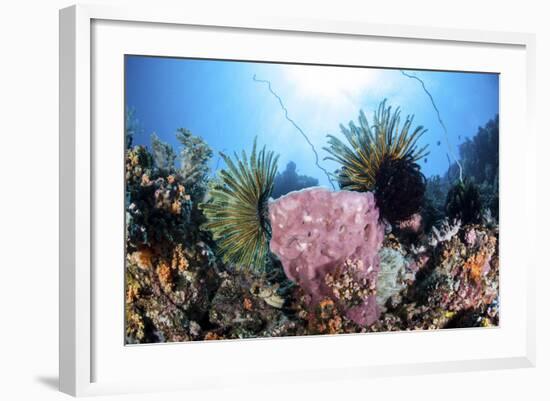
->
[59, 4, 536, 396]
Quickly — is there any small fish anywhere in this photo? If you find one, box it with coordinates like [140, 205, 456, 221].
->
[424, 158, 428, 163]
[437, 140, 441, 146]
[458, 135, 461, 140]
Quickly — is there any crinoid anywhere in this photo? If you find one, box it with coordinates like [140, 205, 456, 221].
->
[201, 138, 279, 270]
[325, 99, 429, 191]
[374, 155, 426, 224]
[324, 100, 428, 223]
[445, 180, 482, 225]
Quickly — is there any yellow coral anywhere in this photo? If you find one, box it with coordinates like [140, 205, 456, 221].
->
[318, 298, 336, 320]
[128, 151, 139, 167]
[444, 311, 456, 319]
[243, 297, 253, 311]
[327, 316, 343, 334]
[171, 200, 181, 215]
[156, 261, 172, 291]
[126, 307, 145, 340]
[171, 245, 189, 272]
[204, 332, 223, 341]
[463, 252, 489, 282]
[126, 282, 140, 303]
[129, 248, 154, 270]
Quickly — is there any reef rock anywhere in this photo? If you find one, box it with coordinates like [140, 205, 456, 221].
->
[209, 271, 306, 339]
[268, 188, 384, 326]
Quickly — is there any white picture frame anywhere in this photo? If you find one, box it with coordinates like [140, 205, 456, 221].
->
[59, 3, 536, 397]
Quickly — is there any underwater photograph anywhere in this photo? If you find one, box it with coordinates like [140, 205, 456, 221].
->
[124, 55, 499, 344]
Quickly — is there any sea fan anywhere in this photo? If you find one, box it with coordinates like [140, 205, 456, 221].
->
[324, 99, 429, 191]
[201, 138, 279, 270]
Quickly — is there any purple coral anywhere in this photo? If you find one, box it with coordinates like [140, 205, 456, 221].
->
[268, 188, 384, 326]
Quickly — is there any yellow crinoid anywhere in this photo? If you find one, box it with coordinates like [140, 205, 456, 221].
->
[324, 99, 429, 191]
[201, 138, 279, 271]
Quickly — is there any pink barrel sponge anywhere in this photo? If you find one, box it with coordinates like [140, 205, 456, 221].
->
[268, 187, 385, 326]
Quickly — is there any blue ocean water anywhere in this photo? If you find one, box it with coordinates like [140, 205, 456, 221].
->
[125, 55, 499, 186]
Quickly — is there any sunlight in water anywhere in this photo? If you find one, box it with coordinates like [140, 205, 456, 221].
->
[284, 64, 381, 102]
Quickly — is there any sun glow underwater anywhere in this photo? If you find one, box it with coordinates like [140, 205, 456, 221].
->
[124, 56, 499, 343]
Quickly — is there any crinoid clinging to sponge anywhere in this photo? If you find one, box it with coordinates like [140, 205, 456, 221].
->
[324, 100, 428, 224]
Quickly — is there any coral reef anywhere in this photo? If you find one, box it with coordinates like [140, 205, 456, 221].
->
[413, 223, 499, 321]
[200, 138, 279, 270]
[125, 129, 219, 343]
[124, 110, 499, 343]
[151, 133, 177, 173]
[428, 218, 462, 247]
[398, 213, 423, 233]
[272, 161, 319, 199]
[375, 221, 498, 332]
[208, 270, 304, 339]
[268, 187, 384, 326]
[422, 115, 499, 226]
[445, 180, 482, 225]
[126, 146, 193, 253]
[422, 175, 449, 230]
[125, 241, 219, 343]
[459, 116, 499, 188]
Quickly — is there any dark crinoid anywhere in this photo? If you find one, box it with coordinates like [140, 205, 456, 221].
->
[324, 100, 429, 224]
[445, 180, 482, 224]
[374, 155, 426, 224]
